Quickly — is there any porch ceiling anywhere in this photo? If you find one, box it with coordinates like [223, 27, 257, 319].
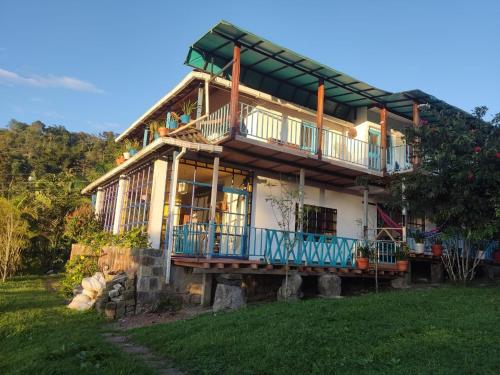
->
[220, 136, 382, 189]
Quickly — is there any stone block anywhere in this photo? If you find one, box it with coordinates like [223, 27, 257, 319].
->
[142, 249, 162, 257]
[149, 278, 159, 290]
[152, 266, 164, 276]
[141, 256, 155, 267]
[213, 284, 246, 312]
[138, 266, 153, 277]
[123, 290, 135, 300]
[95, 297, 108, 314]
[137, 277, 151, 291]
[124, 278, 135, 289]
[391, 277, 410, 289]
[318, 274, 341, 298]
[277, 273, 303, 302]
[104, 302, 117, 319]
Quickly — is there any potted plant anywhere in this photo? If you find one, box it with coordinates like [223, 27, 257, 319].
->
[149, 120, 160, 140]
[158, 119, 169, 137]
[115, 149, 125, 165]
[413, 230, 425, 254]
[180, 100, 197, 123]
[431, 238, 443, 257]
[357, 243, 372, 270]
[395, 243, 409, 271]
[124, 139, 140, 157]
[168, 112, 180, 129]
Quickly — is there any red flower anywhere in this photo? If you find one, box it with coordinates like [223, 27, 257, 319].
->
[473, 146, 481, 153]
[496, 152, 500, 159]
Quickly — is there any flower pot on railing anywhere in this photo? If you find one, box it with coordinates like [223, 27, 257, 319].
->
[396, 260, 409, 272]
[158, 127, 168, 137]
[123, 151, 131, 160]
[168, 120, 178, 129]
[431, 244, 442, 257]
[414, 243, 425, 254]
[357, 257, 369, 270]
[128, 148, 137, 156]
[180, 114, 190, 123]
[115, 155, 125, 165]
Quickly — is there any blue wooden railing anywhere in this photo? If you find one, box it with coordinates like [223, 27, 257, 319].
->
[172, 223, 399, 266]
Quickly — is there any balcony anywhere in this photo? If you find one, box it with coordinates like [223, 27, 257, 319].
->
[198, 103, 413, 173]
[172, 223, 400, 268]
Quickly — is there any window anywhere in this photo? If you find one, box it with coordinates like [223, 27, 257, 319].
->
[99, 180, 119, 232]
[120, 163, 153, 231]
[296, 204, 337, 236]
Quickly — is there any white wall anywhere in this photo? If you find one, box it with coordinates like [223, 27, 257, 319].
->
[252, 176, 378, 240]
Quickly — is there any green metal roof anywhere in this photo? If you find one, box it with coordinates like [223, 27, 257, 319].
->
[185, 21, 467, 122]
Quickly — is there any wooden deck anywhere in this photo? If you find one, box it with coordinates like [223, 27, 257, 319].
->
[172, 256, 405, 279]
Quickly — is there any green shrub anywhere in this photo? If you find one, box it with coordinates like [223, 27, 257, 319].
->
[60, 255, 99, 296]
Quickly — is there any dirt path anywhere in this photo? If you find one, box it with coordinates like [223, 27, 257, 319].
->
[103, 333, 185, 375]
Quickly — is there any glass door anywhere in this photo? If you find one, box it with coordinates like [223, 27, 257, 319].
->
[368, 128, 381, 170]
[214, 186, 249, 258]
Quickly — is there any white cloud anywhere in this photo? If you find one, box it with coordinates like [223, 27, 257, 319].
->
[0, 67, 104, 93]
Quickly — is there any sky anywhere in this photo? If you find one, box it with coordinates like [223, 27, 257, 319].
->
[1, 0, 499, 134]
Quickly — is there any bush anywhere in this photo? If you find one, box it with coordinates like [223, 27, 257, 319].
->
[60, 255, 99, 296]
[64, 204, 102, 243]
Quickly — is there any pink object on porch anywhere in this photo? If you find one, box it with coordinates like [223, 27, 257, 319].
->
[376, 205, 402, 233]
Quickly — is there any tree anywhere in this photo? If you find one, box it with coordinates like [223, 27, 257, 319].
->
[0, 198, 29, 281]
[388, 105, 500, 282]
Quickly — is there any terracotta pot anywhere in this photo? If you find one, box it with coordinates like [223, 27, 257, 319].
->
[431, 244, 442, 257]
[396, 260, 409, 272]
[158, 127, 169, 137]
[357, 257, 369, 270]
[115, 155, 125, 165]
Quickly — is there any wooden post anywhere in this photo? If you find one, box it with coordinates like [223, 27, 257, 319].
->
[380, 107, 387, 173]
[207, 156, 220, 257]
[298, 168, 305, 233]
[204, 79, 210, 116]
[363, 188, 369, 240]
[412, 101, 420, 167]
[229, 43, 241, 137]
[316, 79, 325, 159]
[196, 83, 204, 119]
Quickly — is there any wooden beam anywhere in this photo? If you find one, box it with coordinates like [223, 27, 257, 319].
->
[316, 79, 325, 159]
[229, 43, 241, 137]
[412, 101, 421, 167]
[380, 107, 387, 173]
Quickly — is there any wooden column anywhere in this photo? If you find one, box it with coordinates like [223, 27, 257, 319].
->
[316, 79, 325, 158]
[207, 156, 220, 257]
[229, 43, 241, 137]
[363, 188, 369, 240]
[298, 168, 305, 233]
[412, 101, 420, 167]
[380, 107, 387, 173]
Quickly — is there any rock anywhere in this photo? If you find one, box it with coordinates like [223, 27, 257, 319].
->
[318, 274, 341, 298]
[95, 297, 108, 314]
[109, 289, 121, 298]
[391, 277, 410, 289]
[104, 302, 117, 319]
[213, 284, 246, 312]
[277, 273, 303, 302]
[216, 274, 243, 286]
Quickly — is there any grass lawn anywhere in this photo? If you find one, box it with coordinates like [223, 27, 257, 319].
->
[0, 275, 153, 375]
[130, 285, 500, 375]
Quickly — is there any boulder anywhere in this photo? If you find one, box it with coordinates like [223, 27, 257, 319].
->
[82, 288, 97, 299]
[391, 277, 410, 289]
[318, 274, 341, 298]
[81, 273, 105, 295]
[277, 273, 303, 302]
[213, 284, 246, 312]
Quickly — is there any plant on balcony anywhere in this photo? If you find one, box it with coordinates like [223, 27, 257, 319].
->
[168, 112, 180, 130]
[124, 139, 140, 157]
[149, 120, 160, 140]
[395, 243, 410, 272]
[180, 100, 197, 123]
[114, 148, 125, 165]
[412, 230, 426, 254]
[357, 243, 372, 270]
[431, 237, 443, 257]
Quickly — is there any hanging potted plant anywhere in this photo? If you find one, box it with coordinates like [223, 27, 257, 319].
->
[168, 112, 180, 129]
[395, 243, 410, 271]
[431, 237, 443, 257]
[413, 230, 426, 254]
[357, 243, 372, 270]
[149, 120, 160, 140]
[180, 100, 197, 123]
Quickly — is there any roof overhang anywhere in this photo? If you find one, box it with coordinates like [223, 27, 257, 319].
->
[82, 137, 222, 194]
[185, 20, 471, 123]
